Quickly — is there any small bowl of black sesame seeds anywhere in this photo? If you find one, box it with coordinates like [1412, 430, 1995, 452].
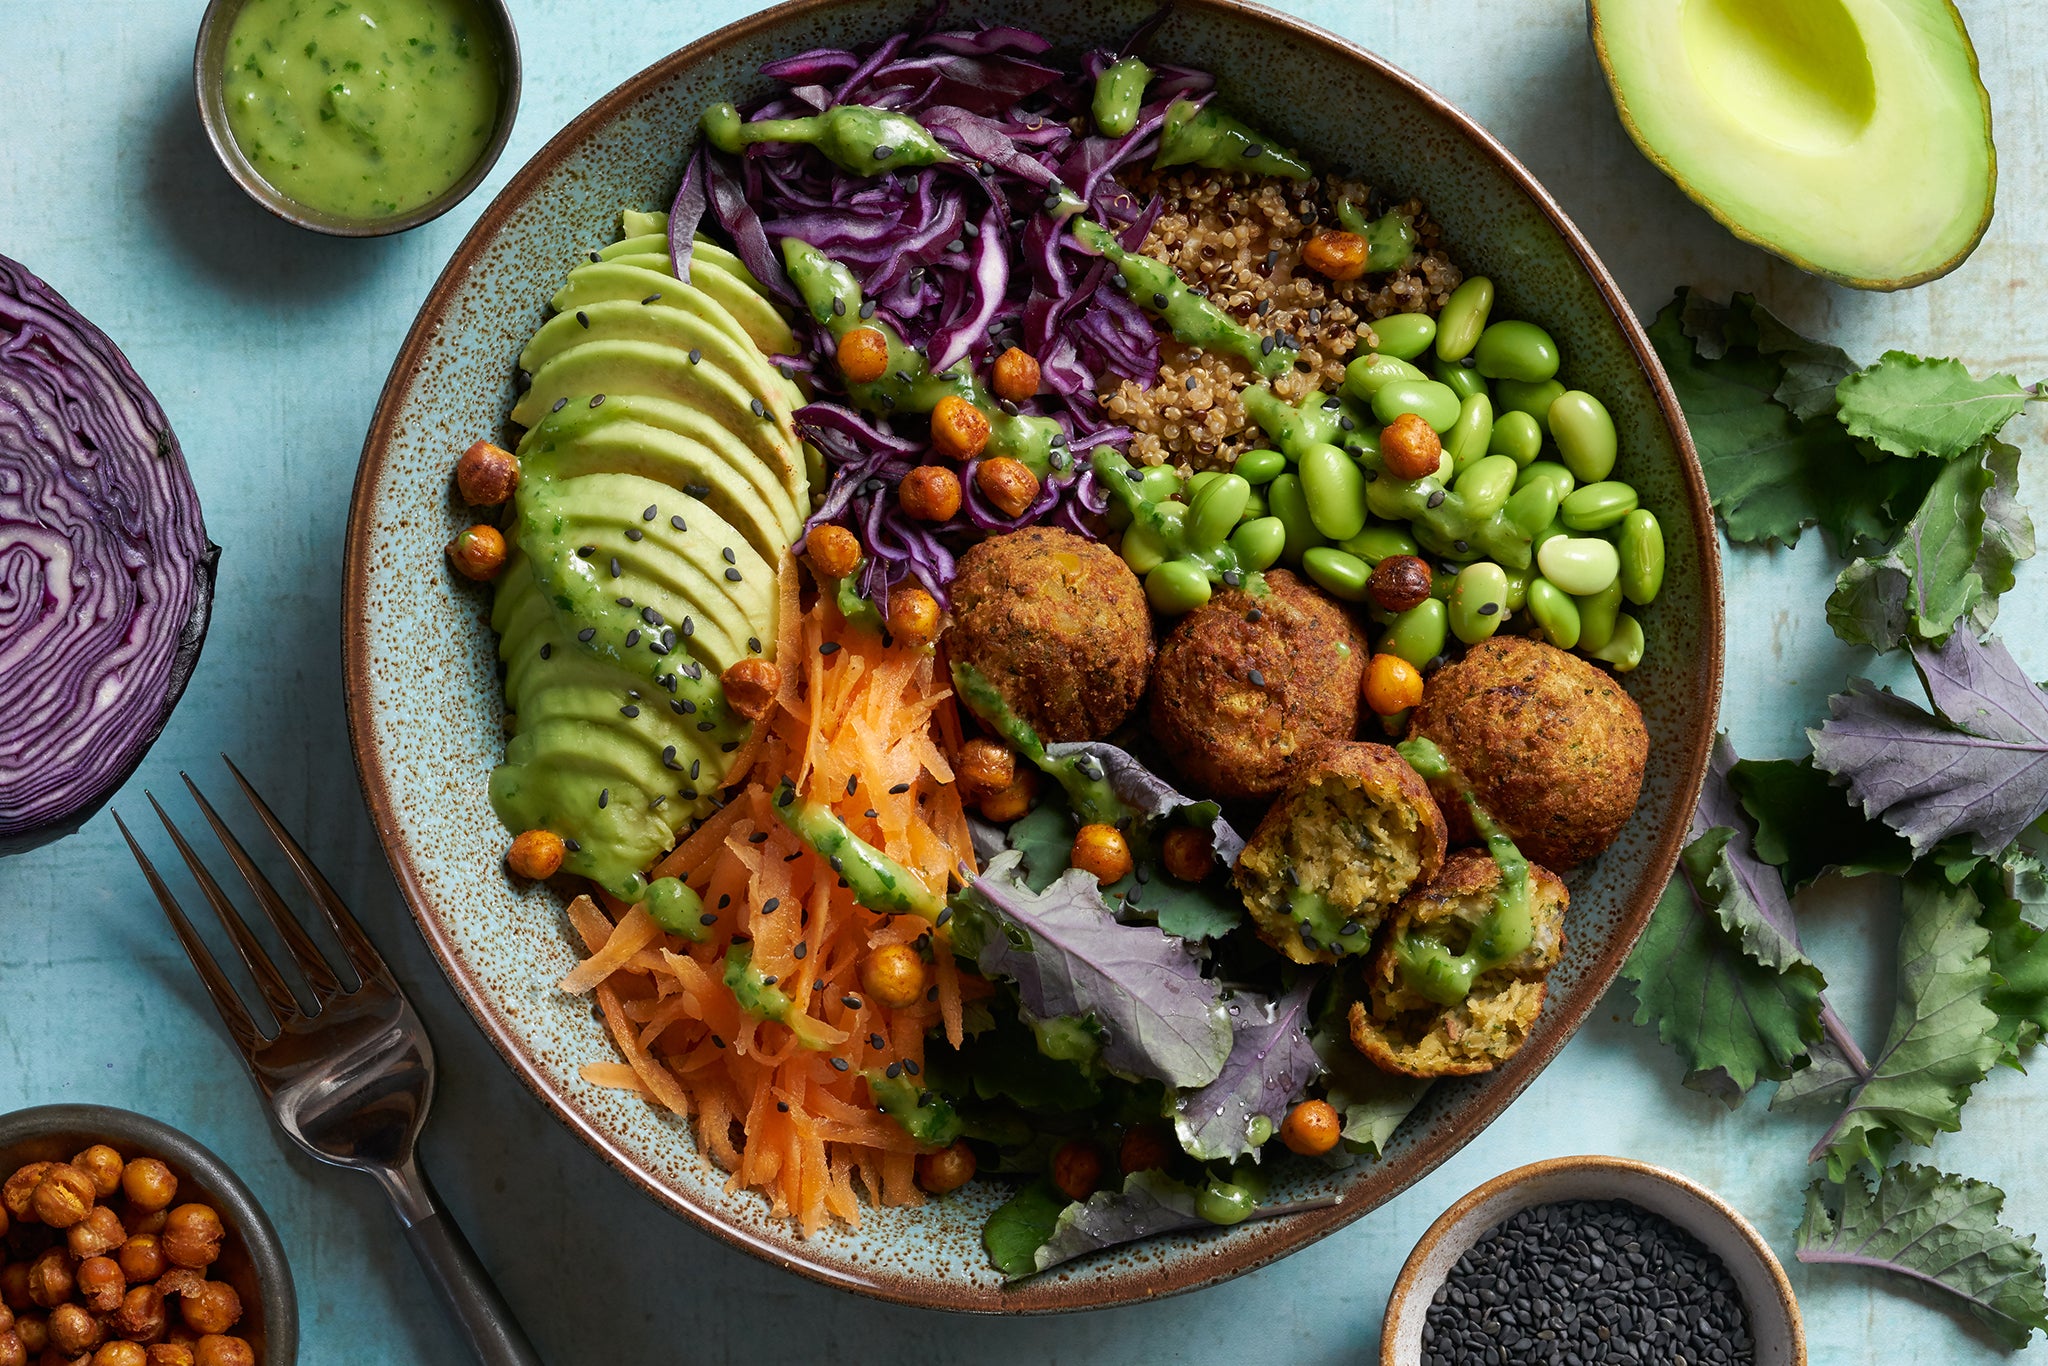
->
[1383, 1156, 1804, 1366]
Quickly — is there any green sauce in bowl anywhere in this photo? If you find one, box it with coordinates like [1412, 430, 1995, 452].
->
[220, 0, 504, 221]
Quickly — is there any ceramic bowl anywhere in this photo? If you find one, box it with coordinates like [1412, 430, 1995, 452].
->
[192, 0, 522, 237]
[341, 0, 1722, 1311]
[1382, 1156, 1804, 1365]
[0, 1104, 299, 1363]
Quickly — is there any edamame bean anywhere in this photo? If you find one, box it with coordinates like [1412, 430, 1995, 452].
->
[1473, 320, 1560, 383]
[1344, 425, 1381, 460]
[1536, 535, 1621, 596]
[1434, 355, 1489, 403]
[1502, 564, 1530, 613]
[1372, 378, 1462, 433]
[1514, 460, 1576, 499]
[1242, 487, 1268, 522]
[1549, 390, 1617, 482]
[1234, 448, 1287, 485]
[1486, 409, 1544, 466]
[1138, 465, 1183, 502]
[1372, 312, 1437, 361]
[1302, 546, 1372, 601]
[1495, 377, 1567, 431]
[1267, 472, 1327, 563]
[1298, 443, 1368, 541]
[1449, 562, 1510, 644]
[1380, 598, 1448, 668]
[1433, 276, 1494, 362]
[1146, 560, 1212, 614]
[1526, 578, 1581, 650]
[1230, 516, 1287, 571]
[1531, 517, 1569, 553]
[1188, 473, 1251, 548]
[1576, 578, 1623, 653]
[1444, 392, 1495, 473]
[1619, 509, 1664, 606]
[1339, 524, 1420, 564]
[1343, 352, 1427, 400]
[1188, 470, 1222, 497]
[1121, 520, 1170, 574]
[1453, 455, 1519, 520]
[1590, 612, 1645, 671]
[1560, 480, 1639, 531]
[1503, 481, 1564, 538]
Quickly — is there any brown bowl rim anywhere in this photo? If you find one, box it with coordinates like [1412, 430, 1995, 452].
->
[340, 0, 1723, 1313]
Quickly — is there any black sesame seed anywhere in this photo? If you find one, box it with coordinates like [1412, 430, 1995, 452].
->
[832, 295, 847, 316]
[698, 721, 715, 732]
[842, 995, 863, 1009]
[564, 838, 580, 852]
[830, 1057, 850, 1072]
[590, 393, 605, 408]
[1242, 143, 1265, 158]
[577, 545, 596, 558]
[577, 627, 596, 642]
[625, 528, 643, 541]
[682, 617, 695, 637]
[539, 643, 552, 660]
[793, 942, 808, 959]
[643, 293, 661, 305]
[687, 348, 702, 365]
[725, 567, 742, 582]
[620, 704, 639, 718]
[722, 547, 737, 565]
[670, 514, 687, 532]
[873, 145, 893, 160]
[936, 907, 954, 928]
[751, 398, 768, 418]
[884, 1062, 902, 1079]
[1248, 668, 1266, 687]
[749, 636, 762, 653]
[902, 1059, 920, 1076]
[1152, 291, 1169, 309]
[1246, 608, 1264, 623]
[1479, 602, 1500, 616]
[1453, 539, 1470, 554]
[552, 397, 568, 413]
[597, 788, 610, 808]
[762, 897, 780, 914]
[700, 912, 718, 926]
[610, 556, 622, 578]
[821, 641, 841, 656]
[1427, 489, 1446, 509]
[576, 310, 589, 328]
[1223, 570, 1243, 587]
[859, 299, 876, 319]
[889, 782, 911, 795]
[1260, 334, 1276, 356]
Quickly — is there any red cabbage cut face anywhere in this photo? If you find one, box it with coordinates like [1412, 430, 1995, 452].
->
[0, 254, 217, 854]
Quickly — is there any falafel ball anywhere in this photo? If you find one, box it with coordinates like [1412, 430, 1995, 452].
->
[946, 526, 1154, 742]
[1149, 569, 1368, 799]
[1407, 635, 1648, 870]
[1349, 849, 1568, 1078]
[1235, 741, 1448, 965]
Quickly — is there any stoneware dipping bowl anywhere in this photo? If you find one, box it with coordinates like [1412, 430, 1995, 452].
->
[1382, 1156, 1805, 1365]
[341, 0, 1723, 1311]
[0, 1104, 300, 1363]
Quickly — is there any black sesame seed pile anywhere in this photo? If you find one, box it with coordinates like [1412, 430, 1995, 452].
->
[1422, 1200, 1752, 1366]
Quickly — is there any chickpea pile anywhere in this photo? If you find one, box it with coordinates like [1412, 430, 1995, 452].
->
[0, 1148, 255, 1366]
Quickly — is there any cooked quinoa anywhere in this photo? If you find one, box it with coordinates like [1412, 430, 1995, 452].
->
[1103, 170, 1463, 470]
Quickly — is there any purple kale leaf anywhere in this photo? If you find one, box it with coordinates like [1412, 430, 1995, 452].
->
[1172, 974, 1325, 1161]
[1030, 1171, 1338, 1275]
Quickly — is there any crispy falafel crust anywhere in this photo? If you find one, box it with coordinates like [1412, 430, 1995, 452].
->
[1235, 740, 1448, 965]
[1407, 635, 1648, 871]
[1350, 849, 1569, 1078]
[1149, 570, 1368, 799]
[945, 526, 1155, 743]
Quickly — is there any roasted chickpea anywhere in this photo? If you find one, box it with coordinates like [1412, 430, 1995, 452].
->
[1279, 1098, 1343, 1156]
[804, 524, 863, 581]
[118, 1164, 176, 1216]
[505, 829, 565, 881]
[914, 1140, 976, 1194]
[25, 1251, 72, 1309]
[720, 658, 783, 723]
[1367, 553, 1434, 613]
[836, 326, 890, 385]
[115, 1238, 164, 1288]
[74, 1259, 123, 1315]
[1070, 824, 1133, 884]
[1379, 413, 1444, 481]
[859, 944, 927, 1011]
[445, 524, 507, 581]
[147, 1344, 195, 1366]
[1160, 827, 1217, 883]
[159, 1208, 222, 1272]
[30, 1165, 96, 1230]
[885, 586, 941, 649]
[69, 1207, 126, 1260]
[989, 347, 1042, 404]
[11, 1316, 42, 1354]
[0, 1329, 21, 1366]
[1364, 651, 1426, 717]
[0, 1308, 10, 1335]
[94, 1342, 149, 1366]
[124, 1207, 167, 1238]
[1050, 1141, 1104, 1203]
[47, 1304, 100, 1357]
[176, 1285, 238, 1339]
[1118, 1124, 1176, 1175]
[897, 465, 962, 523]
[928, 395, 990, 461]
[454, 440, 520, 506]
[0, 1201, 7, 1239]
[112, 1286, 165, 1345]
[954, 739, 1015, 803]
[1302, 228, 1370, 281]
[976, 769, 1036, 824]
[69, 1149, 124, 1202]
[3, 1164, 52, 1223]
[193, 1337, 252, 1366]
[973, 456, 1040, 519]
[0, 1264, 29, 1311]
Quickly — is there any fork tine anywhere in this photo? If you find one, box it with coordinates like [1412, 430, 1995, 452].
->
[115, 810, 267, 1058]
[222, 756, 397, 991]
[146, 791, 301, 1031]
[182, 771, 347, 1005]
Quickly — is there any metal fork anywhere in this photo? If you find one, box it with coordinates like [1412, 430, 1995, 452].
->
[116, 759, 544, 1366]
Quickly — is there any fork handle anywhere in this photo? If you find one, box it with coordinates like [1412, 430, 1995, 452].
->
[380, 1161, 546, 1366]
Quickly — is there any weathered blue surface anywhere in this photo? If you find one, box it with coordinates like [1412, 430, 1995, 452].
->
[1, 2, 2043, 1361]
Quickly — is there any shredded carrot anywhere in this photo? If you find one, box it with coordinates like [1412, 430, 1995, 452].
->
[556, 565, 987, 1235]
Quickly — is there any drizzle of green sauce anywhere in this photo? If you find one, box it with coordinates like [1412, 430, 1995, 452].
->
[1071, 218, 1290, 378]
[1241, 383, 1378, 461]
[1154, 99, 1311, 180]
[1333, 197, 1420, 273]
[1091, 57, 1153, 137]
[948, 661, 1132, 827]
[1089, 447, 1266, 598]
[701, 101, 951, 175]
[723, 943, 841, 1049]
[1392, 736, 1534, 1007]
[833, 571, 885, 635]
[866, 1069, 963, 1144]
[770, 777, 945, 918]
[642, 877, 707, 941]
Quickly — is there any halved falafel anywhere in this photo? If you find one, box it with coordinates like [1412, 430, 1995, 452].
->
[1348, 849, 1568, 1077]
[945, 526, 1154, 743]
[1149, 569, 1367, 799]
[1234, 741, 1447, 965]
[1406, 635, 1648, 870]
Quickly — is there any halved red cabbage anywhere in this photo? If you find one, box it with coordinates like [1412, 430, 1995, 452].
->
[0, 256, 217, 854]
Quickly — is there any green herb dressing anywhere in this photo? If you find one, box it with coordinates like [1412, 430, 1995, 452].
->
[1070, 218, 1290, 378]
[866, 1069, 963, 1144]
[723, 942, 838, 1050]
[1090, 447, 1265, 595]
[701, 101, 952, 176]
[1091, 57, 1152, 137]
[642, 876, 707, 941]
[948, 662, 1132, 827]
[221, 0, 504, 220]
[1333, 197, 1420, 274]
[1154, 99, 1311, 180]
[1242, 383, 1378, 460]
[1393, 737, 1535, 1007]
[770, 778, 944, 918]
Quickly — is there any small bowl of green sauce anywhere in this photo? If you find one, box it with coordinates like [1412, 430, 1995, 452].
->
[195, 0, 520, 236]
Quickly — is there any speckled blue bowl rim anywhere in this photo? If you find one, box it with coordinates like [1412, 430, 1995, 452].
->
[341, 0, 1723, 1314]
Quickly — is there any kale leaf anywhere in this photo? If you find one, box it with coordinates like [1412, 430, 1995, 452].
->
[982, 1179, 1069, 1278]
[1835, 352, 2042, 461]
[1728, 755, 1913, 895]
[1015, 1171, 1338, 1277]
[1798, 1164, 2048, 1348]
[1312, 1019, 1430, 1158]
[1172, 974, 1325, 1162]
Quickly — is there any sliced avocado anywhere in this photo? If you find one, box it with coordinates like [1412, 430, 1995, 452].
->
[520, 300, 800, 430]
[1590, 0, 1994, 289]
[594, 228, 797, 355]
[490, 751, 673, 900]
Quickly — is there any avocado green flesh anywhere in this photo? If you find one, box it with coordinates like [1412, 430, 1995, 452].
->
[1592, 0, 1994, 289]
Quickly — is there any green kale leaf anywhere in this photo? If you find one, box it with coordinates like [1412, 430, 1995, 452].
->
[1728, 756, 1913, 895]
[1835, 352, 2041, 461]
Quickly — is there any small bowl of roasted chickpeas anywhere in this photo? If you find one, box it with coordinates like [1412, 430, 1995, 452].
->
[0, 1105, 297, 1366]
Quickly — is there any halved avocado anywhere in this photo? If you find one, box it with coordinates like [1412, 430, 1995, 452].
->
[1590, 0, 1995, 290]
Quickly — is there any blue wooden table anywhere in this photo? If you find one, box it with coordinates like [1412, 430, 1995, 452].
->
[4, 2, 2045, 1360]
